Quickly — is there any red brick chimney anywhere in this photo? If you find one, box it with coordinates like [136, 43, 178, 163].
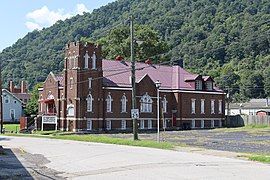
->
[21, 81, 27, 93]
[9, 80, 14, 93]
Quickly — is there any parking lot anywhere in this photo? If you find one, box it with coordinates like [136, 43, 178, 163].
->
[105, 128, 270, 154]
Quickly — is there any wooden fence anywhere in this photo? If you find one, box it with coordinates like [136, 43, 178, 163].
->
[226, 115, 270, 127]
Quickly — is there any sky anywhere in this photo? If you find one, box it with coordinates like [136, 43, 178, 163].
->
[0, 0, 116, 52]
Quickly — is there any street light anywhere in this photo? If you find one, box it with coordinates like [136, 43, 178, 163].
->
[155, 80, 161, 142]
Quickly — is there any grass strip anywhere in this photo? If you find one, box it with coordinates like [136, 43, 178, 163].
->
[248, 154, 270, 164]
[4, 132, 174, 150]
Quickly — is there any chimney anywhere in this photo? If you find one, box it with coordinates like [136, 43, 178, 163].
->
[21, 81, 27, 93]
[9, 80, 14, 93]
[172, 59, 184, 68]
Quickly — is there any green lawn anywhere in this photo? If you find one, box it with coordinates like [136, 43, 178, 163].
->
[3, 124, 20, 133]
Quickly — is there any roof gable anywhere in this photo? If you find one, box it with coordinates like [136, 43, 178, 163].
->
[2, 89, 24, 104]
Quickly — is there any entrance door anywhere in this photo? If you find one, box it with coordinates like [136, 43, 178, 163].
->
[172, 113, 177, 127]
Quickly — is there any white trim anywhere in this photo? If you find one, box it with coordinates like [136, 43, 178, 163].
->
[102, 88, 225, 95]
[103, 87, 132, 90]
[171, 90, 225, 95]
[180, 118, 225, 120]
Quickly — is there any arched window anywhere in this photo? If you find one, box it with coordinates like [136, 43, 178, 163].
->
[67, 104, 74, 116]
[106, 93, 113, 112]
[47, 91, 54, 99]
[86, 94, 93, 112]
[84, 51, 89, 69]
[121, 94, 127, 113]
[162, 96, 168, 113]
[92, 52, 96, 69]
[140, 93, 153, 113]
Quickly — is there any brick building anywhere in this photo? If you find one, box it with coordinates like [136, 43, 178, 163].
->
[38, 42, 225, 132]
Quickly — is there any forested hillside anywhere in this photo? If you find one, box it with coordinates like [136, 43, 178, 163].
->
[0, 0, 269, 102]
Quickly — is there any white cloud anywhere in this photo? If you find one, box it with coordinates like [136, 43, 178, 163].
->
[76, 4, 90, 15]
[25, 21, 42, 31]
[25, 4, 89, 30]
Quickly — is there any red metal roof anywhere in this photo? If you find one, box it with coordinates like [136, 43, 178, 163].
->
[102, 60, 221, 91]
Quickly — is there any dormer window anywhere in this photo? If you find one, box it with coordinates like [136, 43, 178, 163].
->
[195, 80, 202, 90]
[206, 81, 213, 90]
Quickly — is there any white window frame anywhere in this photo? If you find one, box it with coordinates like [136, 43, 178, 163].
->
[88, 78, 92, 89]
[121, 120, 126, 130]
[211, 120, 215, 128]
[162, 96, 168, 113]
[5, 95, 10, 104]
[206, 81, 213, 90]
[10, 109, 15, 119]
[195, 80, 202, 90]
[191, 99, 196, 114]
[140, 93, 153, 113]
[148, 120, 152, 129]
[191, 119, 195, 129]
[84, 51, 89, 69]
[201, 99, 205, 114]
[67, 104, 75, 116]
[121, 94, 127, 113]
[140, 120, 144, 129]
[106, 93, 113, 113]
[218, 100, 222, 114]
[70, 77, 74, 89]
[106, 120, 111, 130]
[87, 119, 92, 130]
[92, 52, 97, 69]
[211, 99, 215, 114]
[86, 94, 93, 112]
[201, 120, 204, 128]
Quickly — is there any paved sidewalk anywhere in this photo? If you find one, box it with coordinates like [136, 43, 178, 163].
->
[1, 135, 270, 179]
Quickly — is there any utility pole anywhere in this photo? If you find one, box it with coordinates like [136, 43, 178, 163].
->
[130, 15, 138, 140]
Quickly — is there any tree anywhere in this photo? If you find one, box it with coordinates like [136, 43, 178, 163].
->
[240, 72, 265, 99]
[263, 67, 270, 97]
[96, 25, 170, 61]
[25, 83, 43, 116]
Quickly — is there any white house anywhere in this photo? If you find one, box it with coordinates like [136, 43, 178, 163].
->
[2, 89, 24, 122]
[227, 98, 270, 115]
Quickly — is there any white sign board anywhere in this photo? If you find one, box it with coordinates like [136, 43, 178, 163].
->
[42, 116, 57, 131]
[42, 116, 57, 124]
[131, 109, 139, 119]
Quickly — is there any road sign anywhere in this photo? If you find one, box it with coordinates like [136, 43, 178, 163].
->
[131, 109, 139, 119]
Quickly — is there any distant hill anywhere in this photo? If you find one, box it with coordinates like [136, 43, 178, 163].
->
[0, 0, 269, 101]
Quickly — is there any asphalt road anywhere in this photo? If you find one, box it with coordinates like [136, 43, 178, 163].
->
[1, 136, 270, 180]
